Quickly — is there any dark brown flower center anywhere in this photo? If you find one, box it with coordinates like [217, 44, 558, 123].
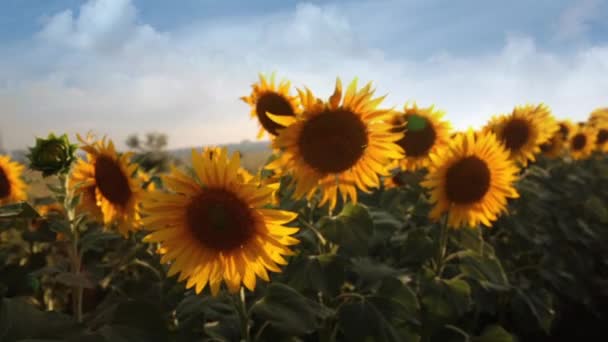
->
[94, 156, 132, 207]
[559, 123, 569, 139]
[445, 156, 491, 204]
[298, 109, 368, 174]
[395, 114, 436, 157]
[597, 129, 608, 145]
[0, 166, 10, 199]
[256, 92, 295, 136]
[186, 188, 256, 251]
[501, 118, 531, 151]
[571, 134, 587, 151]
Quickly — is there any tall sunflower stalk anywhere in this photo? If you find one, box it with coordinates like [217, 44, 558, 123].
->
[27, 133, 86, 322]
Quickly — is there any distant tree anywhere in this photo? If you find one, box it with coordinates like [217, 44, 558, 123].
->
[125, 134, 140, 150]
[145, 132, 168, 151]
[126, 132, 173, 173]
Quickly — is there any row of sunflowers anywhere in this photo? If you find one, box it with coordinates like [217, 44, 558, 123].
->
[1, 73, 607, 342]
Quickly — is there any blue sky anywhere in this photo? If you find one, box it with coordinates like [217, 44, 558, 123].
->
[1, 0, 607, 150]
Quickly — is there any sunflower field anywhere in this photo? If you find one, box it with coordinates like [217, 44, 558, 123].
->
[1, 74, 608, 342]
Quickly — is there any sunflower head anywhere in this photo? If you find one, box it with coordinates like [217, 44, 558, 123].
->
[267, 77, 404, 209]
[142, 147, 299, 296]
[595, 124, 608, 153]
[68, 134, 144, 236]
[0, 155, 28, 206]
[27, 133, 78, 177]
[539, 134, 565, 158]
[568, 126, 597, 160]
[589, 107, 608, 127]
[422, 130, 519, 229]
[390, 102, 451, 171]
[240, 73, 300, 139]
[557, 120, 576, 141]
[484, 104, 558, 166]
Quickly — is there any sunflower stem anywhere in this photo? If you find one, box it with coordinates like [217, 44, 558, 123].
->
[434, 214, 450, 277]
[234, 287, 251, 342]
[61, 173, 84, 323]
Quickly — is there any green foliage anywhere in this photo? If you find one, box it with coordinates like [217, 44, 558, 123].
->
[1, 154, 607, 341]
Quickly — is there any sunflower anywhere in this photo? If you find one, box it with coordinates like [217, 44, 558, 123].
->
[539, 133, 566, 158]
[589, 107, 608, 127]
[389, 102, 451, 171]
[266, 78, 404, 210]
[557, 120, 576, 140]
[141, 147, 299, 295]
[484, 104, 558, 166]
[240, 73, 300, 139]
[137, 170, 156, 191]
[595, 124, 608, 153]
[539, 135, 565, 158]
[68, 135, 144, 236]
[0, 155, 27, 206]
[568, 126, 597, 160]
[422, 130, 519, 229]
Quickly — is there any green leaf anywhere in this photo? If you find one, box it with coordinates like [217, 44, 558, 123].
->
[0, 297, 78, 341]
[369, 209, 403, 242]
[250, 283, 323, 336]
[89, 300, 169, 342]
[473, 325, 514, 342]
[584, 196, 608, 223]
[459, 252, 510, 291]
[513, 288, 555, 333]
[397, 227, 435, 266]
[338, 300, 402, 342]
[0, 202, 40, 219]
[79, 230, 122, 254]
[350, 258, 400, 285]
[370, 277, 420, 325]
[318, 203, 374, 256]
[285, 254, 346, 296]
[421, 278, 471, 324]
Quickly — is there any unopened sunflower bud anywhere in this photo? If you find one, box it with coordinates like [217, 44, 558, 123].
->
[27, 133, 78, 177]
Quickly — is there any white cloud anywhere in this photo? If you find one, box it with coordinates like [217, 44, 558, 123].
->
[1, 0, 607, 150]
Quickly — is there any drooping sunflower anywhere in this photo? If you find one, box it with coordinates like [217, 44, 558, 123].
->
[568, 126, 597, 160]
[266, 78, 404, 210]
[142, 147, 299, 295]
[389, 102, 451, 171]
[484, 104, 558, 166]
[595, 124, 608, 153]
[0, 155, 27, 206]
[68, 135, 144, 236]
[422, 130, 519, 229]
[240, 73, 300, 139]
